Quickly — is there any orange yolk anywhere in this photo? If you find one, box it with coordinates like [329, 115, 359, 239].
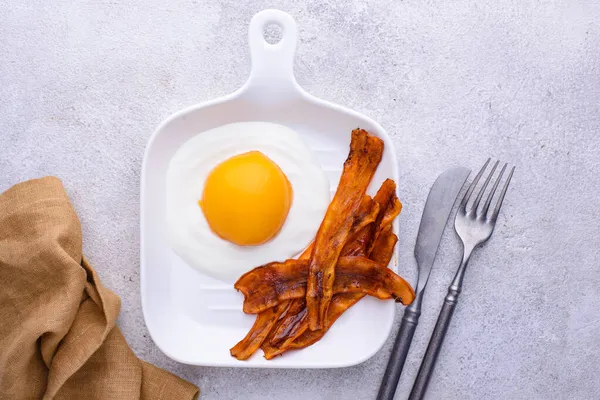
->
[200, 151, 293, 246]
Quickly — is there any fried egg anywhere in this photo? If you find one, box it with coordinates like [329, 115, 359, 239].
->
[166, 122, 330, 283]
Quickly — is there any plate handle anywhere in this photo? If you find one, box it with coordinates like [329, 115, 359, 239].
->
[242, 9, 301, 99]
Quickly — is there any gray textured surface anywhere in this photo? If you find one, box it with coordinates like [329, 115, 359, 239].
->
[1, 1, 600, 399]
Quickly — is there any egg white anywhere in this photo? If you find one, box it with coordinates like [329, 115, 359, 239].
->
[166, 122, 330, 283]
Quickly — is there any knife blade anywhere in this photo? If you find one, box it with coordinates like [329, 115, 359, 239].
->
[413, 167, 471, 292]
[376, 167, 470, 400]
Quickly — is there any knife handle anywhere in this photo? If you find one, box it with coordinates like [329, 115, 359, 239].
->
[408, 287, 460, 400]
[376, 298, 421, 400]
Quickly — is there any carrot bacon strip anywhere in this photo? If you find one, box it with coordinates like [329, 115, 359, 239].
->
[288, 293, 365, 350]
[261, 335, 286, 360]
[306, 129, 384, 330]
[341, 196, 379, 257]
[261, 301, 309, 360]
[348, 196, 380, 243]
[376, 197, 401, 241]
[370, 225, 398, 267]
[272, 182, 403, 356]
[249, 233, 317, 360]
[339, 226, 370, 257]
[277, 224, 399, 354]
[271, 234, 399, 354]
[230, 301, 291, 360]
[269, 298, 307, 346]
[298, 242, 314, 260]
[264, 246, 313, 347]
[260, 196, 382, 359]
[366, 179, 399, 256]
[235, 259, 307, 313]
[263, 225, 398, 360]
[236, 256, 415, 314]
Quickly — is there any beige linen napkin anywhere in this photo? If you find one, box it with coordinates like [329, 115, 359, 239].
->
[0, 177, 199, 400]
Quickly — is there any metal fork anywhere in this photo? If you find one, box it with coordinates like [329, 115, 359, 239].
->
[408, 159, 515, 400]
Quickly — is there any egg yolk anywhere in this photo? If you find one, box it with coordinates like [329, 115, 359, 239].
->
[200, 151, 293, 246]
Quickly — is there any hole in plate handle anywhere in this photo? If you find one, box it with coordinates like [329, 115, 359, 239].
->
[243, 9, 301, 99]
[263, 22, 283, 44]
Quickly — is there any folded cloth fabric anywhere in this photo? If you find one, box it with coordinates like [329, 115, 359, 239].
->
[0, 177, 199, 400]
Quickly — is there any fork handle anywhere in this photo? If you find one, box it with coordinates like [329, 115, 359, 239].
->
[408, 287, 460, 400]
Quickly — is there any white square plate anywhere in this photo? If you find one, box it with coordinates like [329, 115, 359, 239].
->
[140, 9, 399, 368]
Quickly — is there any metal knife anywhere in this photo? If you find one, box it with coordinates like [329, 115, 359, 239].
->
[376, 167, 470, 400]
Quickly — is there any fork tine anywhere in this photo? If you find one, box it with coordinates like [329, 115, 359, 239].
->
[482, 163, 507, 216]
[459, 158, 490, 210]
[472, 160, 499, 214]
[490, 166, 515, 221]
